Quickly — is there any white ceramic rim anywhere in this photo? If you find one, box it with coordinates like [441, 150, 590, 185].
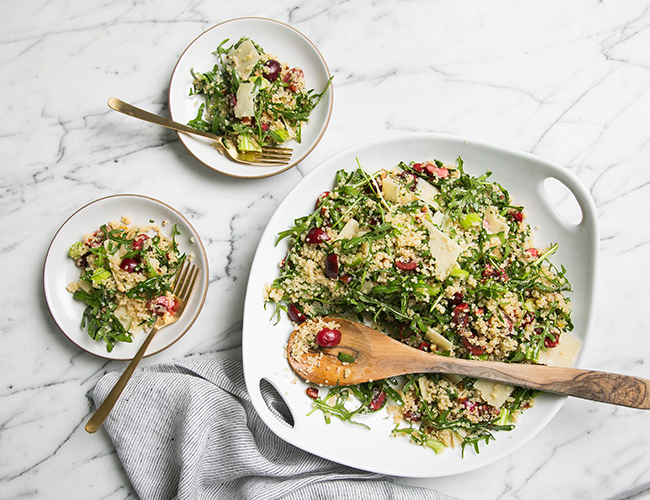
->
[168, 17, 333, 179]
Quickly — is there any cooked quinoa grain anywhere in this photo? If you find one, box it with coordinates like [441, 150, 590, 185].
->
[266, 158, 575, 455]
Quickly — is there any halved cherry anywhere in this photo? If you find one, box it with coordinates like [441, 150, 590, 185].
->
[147, 295, 176, 316]
[119, 257, 139, 273]
[461, 337, 484, 356]
[288, 304, 307, 324]
[132, 234, 150, 250]
[315, 327, 341, 347]
[324, 254, 339, 279]
[305, 227, 329, 244]
[544, 332, 560, 348]
[368, 385, 387, 411]
[395, 259, 418, 271]
[425, 164, 449, 178]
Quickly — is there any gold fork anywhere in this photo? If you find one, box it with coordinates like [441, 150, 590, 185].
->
[85, 260, 200, 433]
[107, 97, 293, 166]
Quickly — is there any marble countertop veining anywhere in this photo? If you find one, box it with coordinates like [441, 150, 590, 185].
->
[3, 0, 650, 498]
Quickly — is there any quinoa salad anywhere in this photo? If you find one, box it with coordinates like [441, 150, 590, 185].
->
[187, 36, 332, 153]
[264, 158, 577, 455]
[66, 216, 187, 352]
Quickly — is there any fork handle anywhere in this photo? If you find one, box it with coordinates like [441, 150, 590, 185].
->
[107, 97, 224, 144]
[84, 325, 160, 433]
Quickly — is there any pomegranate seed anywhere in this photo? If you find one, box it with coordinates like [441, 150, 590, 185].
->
[287, 304, 307, 324]
[395, 259, 418, 271]
[132, 234, 150, 250]
[340, 274, 353, 284]
[325, 254, 339, 279]
[147, 295, 176, 316]
[305, 387, 319, 399]
[263, 59, 282, 82]
[510, 210, 524, 223]
[315, 328, 341, 347]
[305, 227, 329, 244]
[412, 163, 424, 173]
[119, 257, 139, 273]
[461, 337, 484, 356]
[368, 385, 386, 411]
[261, 123, 270, 132]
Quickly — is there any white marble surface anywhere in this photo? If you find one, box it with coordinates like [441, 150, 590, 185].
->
[3, 0, 650, 498]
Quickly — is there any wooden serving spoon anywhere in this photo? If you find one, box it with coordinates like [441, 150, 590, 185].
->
[287, 317, 650, 409]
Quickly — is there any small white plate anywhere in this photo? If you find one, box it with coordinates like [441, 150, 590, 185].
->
[168, 18, 333, 178]
[43, 194, 209, 360]
[243, 133, 599, 477]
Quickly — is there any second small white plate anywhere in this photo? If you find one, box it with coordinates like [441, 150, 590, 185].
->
[168, 18, 333, 178]
[43, 194, 209, 360]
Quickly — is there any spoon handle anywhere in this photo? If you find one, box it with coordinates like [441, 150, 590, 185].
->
[430, 357, 650, 409]
[107, 97, 221, 141]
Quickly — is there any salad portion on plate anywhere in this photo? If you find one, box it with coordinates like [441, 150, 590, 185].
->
[66, 217, 187, 353]
[265, 158, 578, 455]
[187, 36, 331, 154]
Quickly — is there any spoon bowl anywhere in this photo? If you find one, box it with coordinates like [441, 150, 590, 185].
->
[288, 317, 650, 409]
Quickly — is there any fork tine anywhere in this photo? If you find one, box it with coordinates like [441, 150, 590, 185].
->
[261, 146, 293, 154]
[259, 150, 293, 159]
[238, 153, 291, 165]
[173, 261, 199, 300]
[257, 153, 292, 162]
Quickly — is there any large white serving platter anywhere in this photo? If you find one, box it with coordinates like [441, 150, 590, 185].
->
[242, 133, 598, 477]
[168, 17, 333, 178]
[44, 194, 209, 361]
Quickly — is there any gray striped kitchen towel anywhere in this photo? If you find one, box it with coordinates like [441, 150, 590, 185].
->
[93, 357, 457, 500]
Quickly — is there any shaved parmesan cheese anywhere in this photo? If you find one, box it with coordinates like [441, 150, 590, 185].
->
[538, 333, 582, 368]
[474, 379, 514, 408]
[229, 39, 261, 80]
[336, 218, 359, 240]
[427, 226, 465, 280]
[234, 82, 256, 118]
[418, 376, 430, 400]
[415, 178, 441, 209]
[425, 328, 453, 351]
[382, 176, 400, 203]
[483, 206, 509, 236]
[431, 210, 444, 226]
